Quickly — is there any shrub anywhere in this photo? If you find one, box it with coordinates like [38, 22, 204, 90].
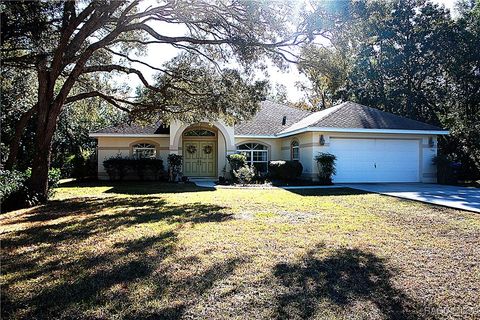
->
[103, 156, 165, 181]
[227, 153, 247, 181]
[167, 154, 183, 182]
[103, 156, 129, 180]
[46, 168, 62, 198]
[234, 165, 255, 185]
[314, 152, 337, 184]
[227, 153, 247, 172]
[433, 154, 461, 185]
[146, 158, 165, 180]
[0, 169, 28, 201]
[268, 160, 303, 180]
[132, 158, 149, 180]
[69, 149, 96, 180]
[1, 168, 61, 211]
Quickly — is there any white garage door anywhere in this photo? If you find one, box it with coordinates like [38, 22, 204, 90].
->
[330, 138, 420, 183]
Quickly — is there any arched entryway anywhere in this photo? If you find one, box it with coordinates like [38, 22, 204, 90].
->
[182, 126, 217, 177]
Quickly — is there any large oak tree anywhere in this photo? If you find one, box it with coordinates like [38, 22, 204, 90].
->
[1, 0, 324, 200]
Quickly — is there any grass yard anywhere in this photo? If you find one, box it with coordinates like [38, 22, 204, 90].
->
[1, 182, 479, 319]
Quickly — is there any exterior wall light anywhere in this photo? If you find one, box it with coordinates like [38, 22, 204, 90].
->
[428, 137, 435, 148]
[319, 135, 325, 146]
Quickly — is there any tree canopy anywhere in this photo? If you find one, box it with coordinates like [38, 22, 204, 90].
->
[297, 0, 480, 179]
[1, 0, 324, 199]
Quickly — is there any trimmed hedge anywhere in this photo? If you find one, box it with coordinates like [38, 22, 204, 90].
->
[227, 153, 246, 172]
[103, 156, 165, 181]
[268, 160, 303, 180]
[226, 153, 247, 182]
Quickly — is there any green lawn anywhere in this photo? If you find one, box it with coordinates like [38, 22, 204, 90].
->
[1, 182, 479, 319]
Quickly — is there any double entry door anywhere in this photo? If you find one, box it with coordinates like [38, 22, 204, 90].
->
[183, 140, 216, 177]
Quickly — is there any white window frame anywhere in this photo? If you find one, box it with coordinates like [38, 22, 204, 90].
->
[132, 143, 156, 159]
[236, 143, 269, 171]
[291, 140, 299, 161]
[183, 129, 216, 137]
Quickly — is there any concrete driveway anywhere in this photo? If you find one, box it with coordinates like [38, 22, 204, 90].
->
[342, 183, 480, 213]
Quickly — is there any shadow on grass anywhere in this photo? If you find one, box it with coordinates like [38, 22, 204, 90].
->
[1, 195, 236, 319]
[59, 180, 215, 194]
[4, 232, 245, 319]
[273, 244, 437, 320]
[285, 187, 373, 197]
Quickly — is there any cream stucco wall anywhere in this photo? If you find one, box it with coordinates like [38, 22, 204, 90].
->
[97, 136, 170, 180]
[94, 129, 439, 182]
[96, 120, 235, 180]
[234, 137, 282, 160]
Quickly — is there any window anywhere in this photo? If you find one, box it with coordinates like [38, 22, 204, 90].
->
[184, 129, 215, 136]
[291, 140, 299, 161]
[236, 143, 268, 172]
[132, 143, 156, 159]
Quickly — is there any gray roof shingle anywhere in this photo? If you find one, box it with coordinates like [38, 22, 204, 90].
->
[91, 101, 444, 136]
[93, 120, 169, 134]
[234, 101, 312, 135]
[311, 102, 442, 131]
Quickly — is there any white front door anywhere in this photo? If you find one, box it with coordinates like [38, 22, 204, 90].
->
[330, 138, 420, 183]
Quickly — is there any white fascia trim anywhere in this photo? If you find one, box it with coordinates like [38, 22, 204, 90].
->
[277, 127, 449, 137]
[234, 134, 276, 139]
[89, 133, 170, 138]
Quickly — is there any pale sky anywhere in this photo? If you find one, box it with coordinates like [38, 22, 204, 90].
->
[122, 0, 458, 103]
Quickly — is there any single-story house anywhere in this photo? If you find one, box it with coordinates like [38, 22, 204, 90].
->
[89, 101, 449, 183]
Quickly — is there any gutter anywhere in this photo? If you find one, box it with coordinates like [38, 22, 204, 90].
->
[89, 133, 170, 138]
[235, 127, 449, 139]
[89, 128, 449, 139]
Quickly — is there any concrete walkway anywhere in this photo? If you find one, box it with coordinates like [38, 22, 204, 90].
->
[341, 183, 480, 213]
[189, 179, 217, 188]
[190, 179, 344, 190]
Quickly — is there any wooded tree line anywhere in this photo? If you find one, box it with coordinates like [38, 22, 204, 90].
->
[1, 0, 479, 202]
[296, 0, 479, 180]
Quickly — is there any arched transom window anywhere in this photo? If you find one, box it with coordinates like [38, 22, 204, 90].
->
[132, 143, 156, 159]
[184, 129, 215, 137]
[291, 140, 299, 161]
[236, 143, 268, 172]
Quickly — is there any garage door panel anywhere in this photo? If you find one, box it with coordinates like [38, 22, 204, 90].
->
[330, 138, 420, 183]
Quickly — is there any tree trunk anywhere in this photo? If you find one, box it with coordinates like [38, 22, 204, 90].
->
[5, 105, 37, 170]
[29, 66, 59, 202]
[29, 102, 60, 202]
[30, 137, 52, 202]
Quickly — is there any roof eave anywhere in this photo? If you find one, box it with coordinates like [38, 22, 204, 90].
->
[234, 134, 276, 139]
[89, 133, 170, 138]
[277, 127, 449, 137]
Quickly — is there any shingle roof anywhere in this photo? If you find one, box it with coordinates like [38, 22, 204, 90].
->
[234, 101, 312, 135]
[281, 101, 443, 134]
[93, 120, 169, 134]
[91, 101, 444, 136]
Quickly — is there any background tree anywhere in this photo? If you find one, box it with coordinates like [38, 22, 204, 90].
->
[1, 67, 37, 169]
[1, 0, 325, 200]
[296, 45, 349, 109]
[297, 0, 480, 179]
[267, 83, 290, 105]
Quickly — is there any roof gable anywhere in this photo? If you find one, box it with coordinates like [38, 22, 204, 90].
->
[281, 101, 443, 134]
